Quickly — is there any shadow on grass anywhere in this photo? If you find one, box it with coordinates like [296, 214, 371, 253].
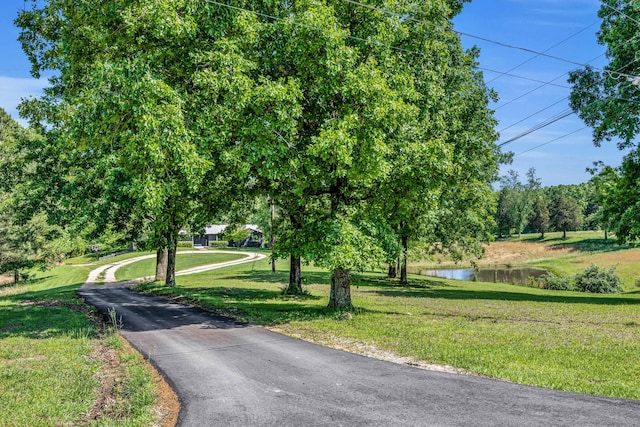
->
[374, 285, 640, 306]
[185, 285, 321, 302]
[517, 235, 628, 253]
[547, 238, 628, 253]
[1, 283, 96, 340]
[353, 275, 448, 289]
[140, 283, 343, 326]
[223, 270, 332, 286]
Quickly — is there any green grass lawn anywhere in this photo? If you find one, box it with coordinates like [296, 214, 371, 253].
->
[0, 265, 160, 426]
[115, 252, 247, 281]
[139, 256, 640, 400]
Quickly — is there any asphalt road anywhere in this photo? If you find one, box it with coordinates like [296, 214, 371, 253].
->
[78, 261, 640, 426]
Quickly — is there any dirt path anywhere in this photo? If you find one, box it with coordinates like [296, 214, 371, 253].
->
[84, 250, 266, 287]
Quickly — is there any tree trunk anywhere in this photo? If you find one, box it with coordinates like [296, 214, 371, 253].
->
[328, 266, 352, 310]
[283, 255, 302, 294]
[563, 227, 567, 239]
[399, 235, 408, 285]
[270, 201, 276, 273]
[155, 247, 168, 281]
[165, 233, 178, 287]
[14, 270, 19, 284]
[604, 229, 608, 241]
[387, 264, 397, 279]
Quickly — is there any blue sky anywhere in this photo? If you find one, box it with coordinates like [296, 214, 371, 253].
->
[0, 0, 628, 186]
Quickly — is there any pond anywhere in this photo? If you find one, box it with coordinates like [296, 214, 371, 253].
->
[420, 267, 548, 285]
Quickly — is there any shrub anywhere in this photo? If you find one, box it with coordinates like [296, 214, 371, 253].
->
[177, 241, 193, 248]
[574, 264, 622, 294]
[208, 241, 229, 249]
[540, 273, 574, 291]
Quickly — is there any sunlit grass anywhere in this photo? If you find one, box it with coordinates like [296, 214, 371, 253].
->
[139, 254, 640, 400]
[115, 252, 246, 281]
[0, 265, 159, 426]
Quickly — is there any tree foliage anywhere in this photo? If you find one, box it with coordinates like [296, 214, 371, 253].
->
[15, 1, 500, 308]
[0, 109, 84, 279]
[529, 195, 550, 238]
[594, 154, 640, 243]
[568, 1, 640, 243]
[495, 168, 540, 236]
[550, 193, 583, 239]
[568, 0, 640, 149]
[16, 0, 246, 284]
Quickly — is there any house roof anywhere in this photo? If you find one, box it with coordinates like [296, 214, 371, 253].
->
[204, 224, 229, 235]
[203, 224, 262, 235]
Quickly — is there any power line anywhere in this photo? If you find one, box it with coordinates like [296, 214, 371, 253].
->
[203, 0, 577, 89]
[496, 53, 640, 141]
[602, 3, 640, 27]
[480, 68, 570, 89]
[338, 0, 640, 82]
[513, 126, 589, 157]
[203, 0, 636, 153]
[498, 109, 575, 147]
[486, 18, 604, 84]
[493, 26, 640, 112]
[497, 98, 567, 133]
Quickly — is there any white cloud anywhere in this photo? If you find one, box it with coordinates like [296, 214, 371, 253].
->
[0, 75, 49, 126]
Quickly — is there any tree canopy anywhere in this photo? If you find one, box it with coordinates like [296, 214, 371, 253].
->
[15, 1, 500, 308]
[568, 0, 640, 149]
[16, 0, 248, 284]
[568, 0, 640, 243]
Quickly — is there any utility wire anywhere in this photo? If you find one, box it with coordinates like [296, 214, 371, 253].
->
[602, 3, 640, 27]
[486, 18, 604, 84]
[496, 53, 640, 141]
[497, 38, 640, 112]
[480, 68, 570, 89]
[513, 126, 589, 157]
[339, 0, 640, 81]
[203, 0, 636, 153]
[498, 109, 575, 147]
[498, 98, 567, 133]
[203, 0, 576, 88]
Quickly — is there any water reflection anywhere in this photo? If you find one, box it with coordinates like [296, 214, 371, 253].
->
[421, 267, 548, 285]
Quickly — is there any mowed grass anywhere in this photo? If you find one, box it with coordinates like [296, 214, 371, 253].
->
[0, 265, 160, 426]
[139, 247, 640, 400]
[115, 251, 247, 281]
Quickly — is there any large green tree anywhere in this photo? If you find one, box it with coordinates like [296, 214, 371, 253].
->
[529, 195, 550, 238]
[230, 1, 497, 306]
[550, 193, 583, 239]
[569, 0, 640, 242]
[569, 0, 640, 149]
[16, 0, 248, 285]
[0, 109, 84, 280]
[591, 155, 640, 242]
[495, 168, 540, 237]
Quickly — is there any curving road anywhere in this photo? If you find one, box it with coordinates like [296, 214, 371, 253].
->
[78, 253, 640, 426]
